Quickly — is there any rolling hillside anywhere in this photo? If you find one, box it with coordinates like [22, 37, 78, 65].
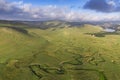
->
[0, 21, 120, 80]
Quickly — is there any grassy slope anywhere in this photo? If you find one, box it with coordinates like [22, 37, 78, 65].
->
[0, 24, 120, 80]
[28, 25, 120, 80]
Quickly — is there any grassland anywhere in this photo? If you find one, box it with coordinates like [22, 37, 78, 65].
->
[0, 22, 120, 80]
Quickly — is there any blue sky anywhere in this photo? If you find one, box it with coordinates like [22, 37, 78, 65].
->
[0, 0, 120, 21]
[8, 0, 87, 7]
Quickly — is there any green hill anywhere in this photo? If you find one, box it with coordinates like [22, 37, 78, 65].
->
[0, 22, 120, 80]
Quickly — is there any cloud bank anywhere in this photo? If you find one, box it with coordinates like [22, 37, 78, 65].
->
[84, 0, 120, 12]
[0, 0, 120, 22]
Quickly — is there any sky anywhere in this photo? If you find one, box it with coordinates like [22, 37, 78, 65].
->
[0, 0, 120, 22]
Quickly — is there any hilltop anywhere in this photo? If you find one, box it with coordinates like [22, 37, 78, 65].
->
[1, 20, 120, 31]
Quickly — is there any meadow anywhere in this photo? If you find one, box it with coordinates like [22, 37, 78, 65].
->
[0, 22, 120, 80]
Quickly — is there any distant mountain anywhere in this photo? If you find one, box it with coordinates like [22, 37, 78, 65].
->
[93, 21, 120, 31]
[0, 20, 120, 30]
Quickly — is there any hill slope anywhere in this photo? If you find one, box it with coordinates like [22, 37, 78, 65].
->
[0, 22, 120, 80]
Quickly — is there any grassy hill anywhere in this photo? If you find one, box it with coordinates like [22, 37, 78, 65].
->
[0, 21, 120, 80]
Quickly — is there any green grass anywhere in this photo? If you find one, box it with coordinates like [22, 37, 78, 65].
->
[0, 24, 120, 80]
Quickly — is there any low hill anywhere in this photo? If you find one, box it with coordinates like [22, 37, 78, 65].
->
[0, 21, 120, 80]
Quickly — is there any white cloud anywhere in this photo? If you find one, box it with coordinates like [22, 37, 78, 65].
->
[0, 0, 120, 22]
[108, 0, 116, 6]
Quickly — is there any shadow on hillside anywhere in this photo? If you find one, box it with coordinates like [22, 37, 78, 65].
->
[85, 31, 120, 37]
[1, 26, 29, 35]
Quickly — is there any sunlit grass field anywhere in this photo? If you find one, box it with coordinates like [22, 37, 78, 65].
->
[0, 23, 120, 80]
